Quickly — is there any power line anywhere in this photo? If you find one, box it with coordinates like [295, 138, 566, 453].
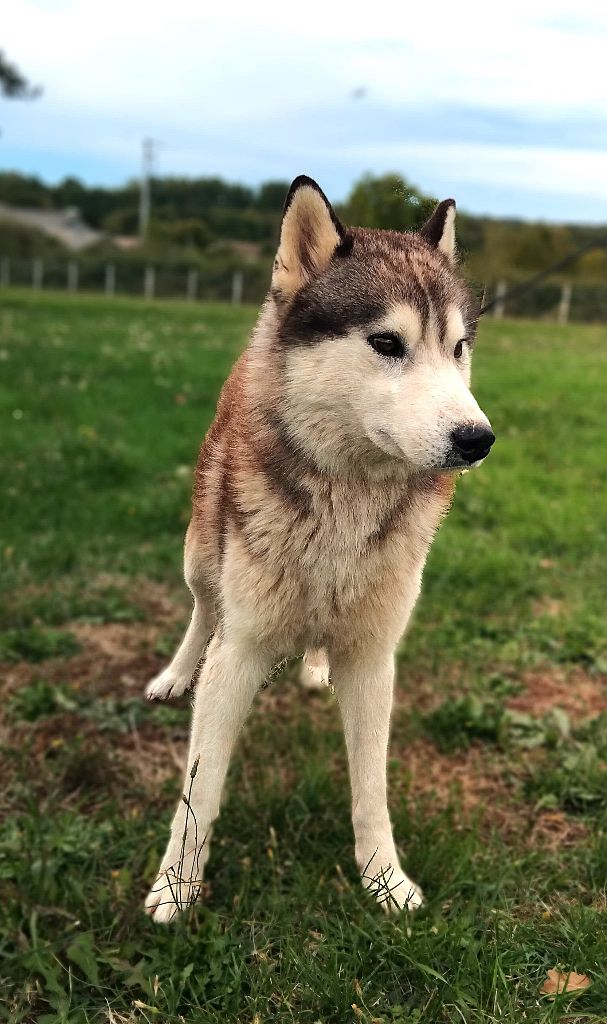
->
[479, 238, 607, 315]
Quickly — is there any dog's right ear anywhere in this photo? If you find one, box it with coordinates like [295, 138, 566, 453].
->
[272, 176, 348, 301]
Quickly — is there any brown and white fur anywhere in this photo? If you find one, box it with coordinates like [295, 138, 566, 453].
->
[144, 176, 495, 922]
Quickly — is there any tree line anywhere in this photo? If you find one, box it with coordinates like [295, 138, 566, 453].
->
[1, 170, 606, 287]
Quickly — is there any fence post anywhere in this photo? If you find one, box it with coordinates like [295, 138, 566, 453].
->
[231, 269, 243, 306]
[0, 257, 9, 288]
[32, 258, 44, 290]
[186, 268, 198, 301]
[493, 279, 507, 319]
[558, 282, 572, 325]
[105, 264, 115, 297]
[67, 260, 79, 293]
[144, 265, 155, 300]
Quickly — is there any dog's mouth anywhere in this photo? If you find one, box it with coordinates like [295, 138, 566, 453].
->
[439, 450, 492, 472]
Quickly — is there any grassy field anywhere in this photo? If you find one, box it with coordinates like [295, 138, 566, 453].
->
[1, 289, 607, 1024]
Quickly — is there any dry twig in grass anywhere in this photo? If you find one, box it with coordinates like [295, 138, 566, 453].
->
[150, 755, 209, 916]
[361, 849, 419, 912]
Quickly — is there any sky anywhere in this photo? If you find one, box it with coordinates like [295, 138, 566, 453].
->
[2, 0, 607, 223]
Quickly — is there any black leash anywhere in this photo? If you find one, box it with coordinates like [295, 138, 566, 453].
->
[478, 238, 607, 316]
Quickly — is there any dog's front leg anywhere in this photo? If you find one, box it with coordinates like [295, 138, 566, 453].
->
[333, 644, 423, 913]
[145, 633, 273, 923]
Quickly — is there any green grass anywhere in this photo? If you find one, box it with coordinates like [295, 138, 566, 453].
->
[1, 290, 607, 1023]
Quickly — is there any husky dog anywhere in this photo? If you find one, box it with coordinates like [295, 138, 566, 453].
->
[144, 176, 494, 922]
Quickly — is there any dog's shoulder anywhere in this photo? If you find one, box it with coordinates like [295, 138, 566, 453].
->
[206, 350, 250, 447]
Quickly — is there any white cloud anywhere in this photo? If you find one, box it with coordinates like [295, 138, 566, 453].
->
[341, 140, 607, 201]
[7, 0, 607, 119]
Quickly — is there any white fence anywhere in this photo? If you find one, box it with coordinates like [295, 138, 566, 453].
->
[0, 256, 249, 305]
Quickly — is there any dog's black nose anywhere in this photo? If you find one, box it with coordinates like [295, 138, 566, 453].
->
[451, 424, 495, 463]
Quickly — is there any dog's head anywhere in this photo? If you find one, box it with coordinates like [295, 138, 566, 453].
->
[269, 175, 494, 475]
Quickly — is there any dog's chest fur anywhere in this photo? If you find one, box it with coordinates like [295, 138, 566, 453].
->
[191, 352, 453, 655]
[223, 457, 450, 653]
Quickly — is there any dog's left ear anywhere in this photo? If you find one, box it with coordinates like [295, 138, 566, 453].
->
[272, 176, 348, 300]
[419, 199, 456, 263]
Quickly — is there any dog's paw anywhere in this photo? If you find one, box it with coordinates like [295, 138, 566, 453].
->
[144, 845, 205, 923]
[144, 877, 202, 923]
[362, 863, 423, 914]
[145, 668, 191, 701]
[144, 880, 181, 923]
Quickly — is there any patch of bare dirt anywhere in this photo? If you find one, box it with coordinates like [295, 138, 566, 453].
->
[394, 666, 468, 715]
[4, 704, 189, 815]
[1, 577, 188, 699]
[0, 578, 192, 811]
[67, 620, 169, 696]
[392, 736, 589, 849]
[1, 659, 38, 699]
[2, 605, 188, 706]
[403, 738, 505, 812]
[123, 575, 185, 622]
[532, 596, 564, 619]
[0, 621, 163, 702]
[507, 667, 607, 722]
[527, 810, 589, 850]
[398, 737, 522, 834]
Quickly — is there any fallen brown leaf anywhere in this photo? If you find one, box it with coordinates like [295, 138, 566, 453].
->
[541, 968, 591, 998]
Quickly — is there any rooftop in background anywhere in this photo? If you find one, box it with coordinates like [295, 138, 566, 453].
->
[0, 202, 101, 251]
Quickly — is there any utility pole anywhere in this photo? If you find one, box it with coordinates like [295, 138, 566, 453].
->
[139, 137, 155, 242]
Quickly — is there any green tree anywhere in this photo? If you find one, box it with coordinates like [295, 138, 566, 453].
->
[577, 248, 607, 282]
[0, 51, 40, 98]
[52, 176, 87, 209]
[101, 206, 140, 236]
[0, 171, 49, 208]
[256, 181, 290, 212]
[150, 217, 211, 250]
[340, 173, 436, 231]
[510, 222, 571, 272]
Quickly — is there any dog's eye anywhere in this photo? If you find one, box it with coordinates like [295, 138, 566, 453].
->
[368, 332, 405, 359]
[454, 339, 465, 360]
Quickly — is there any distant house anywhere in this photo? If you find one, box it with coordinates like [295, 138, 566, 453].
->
[0, 202, 102, 251]
[112, 235, 140, 251]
